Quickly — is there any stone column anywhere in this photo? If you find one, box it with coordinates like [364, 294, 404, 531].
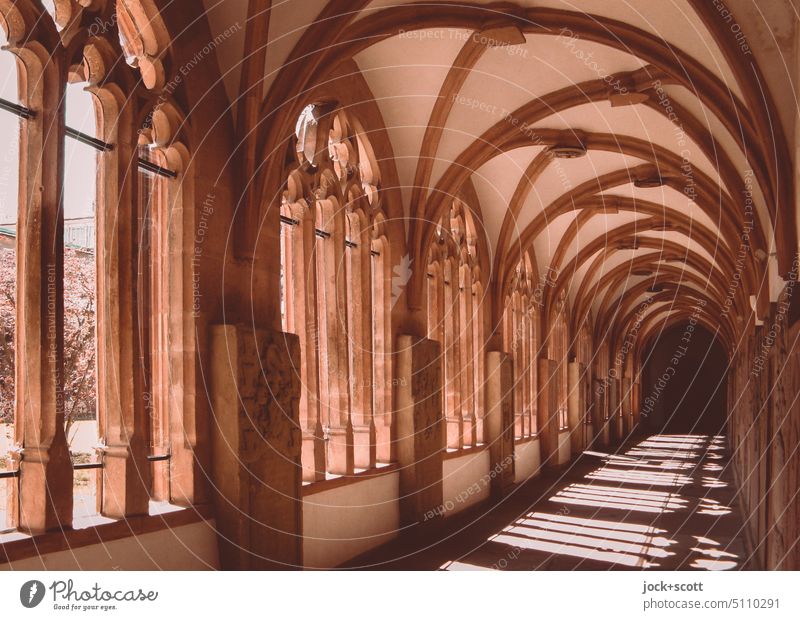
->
[210, 325, 302, 569]
[16, 51, 72, 533]
[631, 380, 641, 427]
[621, 377, 633, 434]
[96, 96, 150, 518]
[396, 335, 443, 525]
[316, 200, 352, 475]
[292, 203, 324, 481]
[459, 268, 475, 446]
[537, 358, 559, 469]
[349, 220, 375, 470]
[568, 362, 585, 455]
[593, 377, 608, 447]
[485, 352, 514, 494]
[608, 378, 621, 443]
[443, 262, 462, 449]
[616, 378, 624, 439]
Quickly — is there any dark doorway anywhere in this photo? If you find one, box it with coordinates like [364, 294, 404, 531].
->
[640, 322, 727, 435]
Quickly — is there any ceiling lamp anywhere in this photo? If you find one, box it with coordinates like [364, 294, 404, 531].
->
[477, 22, 526, 47]
[607, 73, 650, 107]
[551, 144, 587, 159]
[609, 90, 650, 107]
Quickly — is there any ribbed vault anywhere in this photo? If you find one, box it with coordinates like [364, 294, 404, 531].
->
[207, 0, 797, 381]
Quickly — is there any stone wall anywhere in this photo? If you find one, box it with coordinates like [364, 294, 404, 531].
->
[728, 285, 800, 570]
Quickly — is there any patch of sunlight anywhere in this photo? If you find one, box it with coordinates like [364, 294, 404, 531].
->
[440, 561, 495, 571]
[490, 533, 659, 568]
[516, 516, 677, 547]
[503, 524, 675, 559]
[527, 511, 667, 534]
[690, 558, 738, 570]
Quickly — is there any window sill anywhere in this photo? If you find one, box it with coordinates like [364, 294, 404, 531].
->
[513, 434, 540, 445]
[301, 462, 399, 496]
[442, 444, 487, 460]
[0, 502, 213, 565]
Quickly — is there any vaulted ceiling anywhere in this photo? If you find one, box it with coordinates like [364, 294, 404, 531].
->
[207, 0, 800, 352]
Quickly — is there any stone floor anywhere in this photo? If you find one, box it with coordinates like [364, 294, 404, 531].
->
[344, 433, 751, 570]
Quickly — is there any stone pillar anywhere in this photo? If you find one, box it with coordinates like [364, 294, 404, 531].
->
[607, 378, 620, 443]
[443, 263, 462, 449]
[621, 377, 632, 434]
[316, 200, 353, 475]
[485, 352, 514, 494]
[459, 268, 475, 446]
[210, 325, 302, 569]
[396, 335, 443, 525]
[614, 378, 624, 439]
[593, 377, 609, 447]
[291, 203, 325, 481]
[631, 381, 641, 427]
[537, 358, 559, 469]
[96, 95, 150, 519]
[348, 219, 375, 470]
[568, 362, 585, 455]
[583, 370, 593, 447]
[16, 52, 72, 534]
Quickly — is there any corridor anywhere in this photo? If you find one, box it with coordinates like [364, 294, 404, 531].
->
[2, 0, 799, 576]
[346, 434, 748, 571]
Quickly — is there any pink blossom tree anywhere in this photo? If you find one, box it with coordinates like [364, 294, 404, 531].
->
[0, 242, 96, 440]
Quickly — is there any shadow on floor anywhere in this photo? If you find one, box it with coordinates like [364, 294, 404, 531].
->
[344, 434, 749, 571]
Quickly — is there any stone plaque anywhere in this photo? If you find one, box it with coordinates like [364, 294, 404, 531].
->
[486, 351, 515, 493]
[211, 325, 302, 569]
[396, 335, 443, 525]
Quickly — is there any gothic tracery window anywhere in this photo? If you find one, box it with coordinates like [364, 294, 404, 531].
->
[426, 201, 485, 450]
[280, 105, 389, 480]
[552, 290, 570, 431]
[0, 43, 20, 531]
[502, 256, 539, 441]
[63, 78, 101, 520]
